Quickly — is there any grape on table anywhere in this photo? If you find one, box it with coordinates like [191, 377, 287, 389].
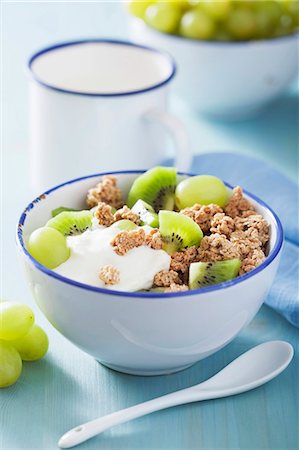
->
[0, 301, 48, 388]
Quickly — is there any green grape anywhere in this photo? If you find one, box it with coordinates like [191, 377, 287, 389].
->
[111, 219, 138, 231]
[239, 0, 257, 10]
[27, 227, 70, 269]
[180, 9, 216, 39]
[157, 0, 190, 11]
[10, 324, 49, 361]
[280, 11, 295, 27]
[214, 27, 232, 41]
[0, 340, 22, 388]
[0, 301, 34, 340]
[145, 3, 181, 33]
[199, 0, 231, 21]
[254, 1, 282, 27]
[226, 7, 257, 40]
[275, 12, 295, 34]
[285, 0, 299, 26]
[175, 175, 229, 209]
[255, 6, 275, 37]
[127, 0, 154, 19]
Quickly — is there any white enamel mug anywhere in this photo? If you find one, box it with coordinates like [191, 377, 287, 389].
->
[28, 39, 191, 192]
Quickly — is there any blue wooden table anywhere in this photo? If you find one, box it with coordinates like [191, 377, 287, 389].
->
[1, 3, 298, 450]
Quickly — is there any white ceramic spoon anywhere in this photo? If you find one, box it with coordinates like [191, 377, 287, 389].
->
[58, 340, 293, 449]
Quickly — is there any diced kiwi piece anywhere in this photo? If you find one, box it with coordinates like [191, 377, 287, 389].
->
[132, 199, 159, 228]
[159, 210, 203, 254]
[189, 259, 241, 290]
[127, 167, 177, 212]
[46, 210, 92, 236]
[111, 220, 138, 231]
[51, 206, 79, 218]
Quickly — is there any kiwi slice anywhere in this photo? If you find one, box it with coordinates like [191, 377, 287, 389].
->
[127, 167, 177, 212]
[132, 199, 159, 228]
[189, 259, 241, 290]
[51, 206, 79, 218]
[46, 210, 92, 236]
[159, 210, 203, 254]
[111, 220, 138, 231]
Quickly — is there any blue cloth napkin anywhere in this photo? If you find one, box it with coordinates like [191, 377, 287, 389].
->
[173, 152, 299, 327]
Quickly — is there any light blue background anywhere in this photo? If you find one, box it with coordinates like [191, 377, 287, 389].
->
[1, 2, 298, 450]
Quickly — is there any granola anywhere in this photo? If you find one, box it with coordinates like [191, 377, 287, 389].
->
[154, 270, 182, 287]
[199, 233, 240, 262]
[145, 229, 163, 250]
[114, 205, 141, 225]
[164, 283, 189, 293]
[99, 265, 120, 285]
[95, 202, 115, 227]
[86, 175, 123, 209]
[170, 246, 199, 273]
[46, 167, 272, 293]
[181, 203, 223, 233]
[235, 214, 269, 245]
[240, 249, 266, 275]
[230, 229, 262, 258]
[110, 228, 146, 255]
[224, 186, 255, 218]
[210, 212, 235, 237]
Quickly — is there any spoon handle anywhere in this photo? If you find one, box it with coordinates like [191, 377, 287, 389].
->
[59, 387, 205, 448]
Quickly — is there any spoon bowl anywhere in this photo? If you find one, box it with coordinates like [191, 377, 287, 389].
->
[196, 340, 294, 394]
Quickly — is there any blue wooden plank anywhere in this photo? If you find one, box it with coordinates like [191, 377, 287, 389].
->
[1, 306, 298, 450]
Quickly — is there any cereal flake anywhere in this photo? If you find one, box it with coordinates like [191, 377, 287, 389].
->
[114, 205, 141, 225]
[199, 233, 240, 262]
[95, 202, 115, 227]
[240, 249, 266, 275]
[230, 229, 263, 259]
[210, 213, 235, 237]
[170, 246, 200, 273]
[181, 204, 223, 233]
[86, 175, 123, 209]
[164, 283, 189, 293]
[154, 270, 182, 287]
[110, 228, 146, 255]
[235, 214, 269, 245]
[145, 229, 163, 250]
[224, 186, 255, 218]
[99, 265, 120, 285]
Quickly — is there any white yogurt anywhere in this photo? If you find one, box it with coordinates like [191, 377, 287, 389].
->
[54, 225, 171, 292]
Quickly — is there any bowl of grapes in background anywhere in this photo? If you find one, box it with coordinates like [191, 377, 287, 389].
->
[127, 0, 299, 119]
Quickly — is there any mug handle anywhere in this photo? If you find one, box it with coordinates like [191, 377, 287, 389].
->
[143, 109, 192, 172]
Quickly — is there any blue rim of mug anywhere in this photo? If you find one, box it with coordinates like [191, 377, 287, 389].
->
[27, 39, 176, 97]
[16, 170, 284, 299]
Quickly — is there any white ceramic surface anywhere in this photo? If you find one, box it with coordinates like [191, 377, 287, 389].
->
[28, 40, 191, 192]
[58, 341, 293, 448]
[129, 19, 299, 118]
[16, 171, 283, 376]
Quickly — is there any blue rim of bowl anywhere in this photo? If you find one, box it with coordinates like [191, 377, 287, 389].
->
[16, 170, 284, 299]
[27, 39, 176, 97]
[132, 17, 299, 46]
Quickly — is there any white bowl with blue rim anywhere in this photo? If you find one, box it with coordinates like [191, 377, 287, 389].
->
[16, 171, 283, 376]
[129, 17, 299, 119]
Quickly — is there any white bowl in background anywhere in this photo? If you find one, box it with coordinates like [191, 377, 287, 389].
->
[16, 171, 283, 376]
[129, 18, 299, 119]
